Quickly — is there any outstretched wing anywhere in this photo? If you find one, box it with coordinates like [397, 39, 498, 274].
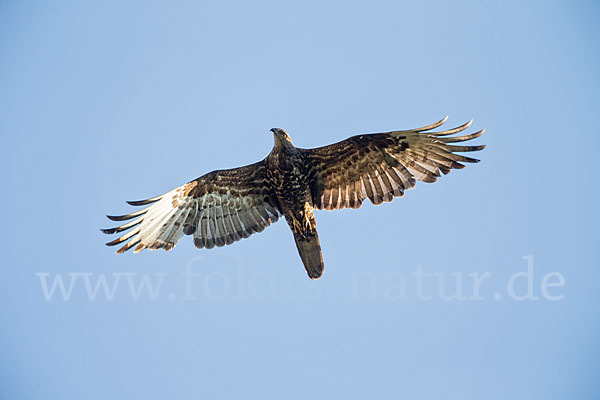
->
[102, 160, 282, 253]
[302, 117, 485, 210]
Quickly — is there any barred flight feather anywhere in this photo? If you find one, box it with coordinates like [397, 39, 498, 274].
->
[301, 116, 485, 210]
[103, 161, 282, 254]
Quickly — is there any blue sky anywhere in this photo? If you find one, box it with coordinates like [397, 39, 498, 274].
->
[1, 1, 599, 399]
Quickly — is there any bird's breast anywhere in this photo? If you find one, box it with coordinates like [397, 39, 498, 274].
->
[266, 150, 312, 212]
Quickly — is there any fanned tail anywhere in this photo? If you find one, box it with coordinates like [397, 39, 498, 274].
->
[293, 230, 324, 279]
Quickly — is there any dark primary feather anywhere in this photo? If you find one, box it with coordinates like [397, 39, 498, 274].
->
[126, 196, 161, 206]
[301, 117, 485, 210]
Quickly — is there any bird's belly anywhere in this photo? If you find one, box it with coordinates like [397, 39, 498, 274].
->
[275, 172, 311, 211]
[266, 151, 315, 232]
[271, 171, 315, 236]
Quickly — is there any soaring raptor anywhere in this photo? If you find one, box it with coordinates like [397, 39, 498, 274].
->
[103, 117, 485, 279]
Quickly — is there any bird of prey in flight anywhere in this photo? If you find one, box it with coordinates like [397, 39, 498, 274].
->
[103, 117, 485, 279]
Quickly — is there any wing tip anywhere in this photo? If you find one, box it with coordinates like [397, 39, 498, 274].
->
[414, 116, 449, 132]
[126, 196, 161, 206]
[105, 237, 124, 247]
[115, 239, 141, 254]
[133, 243, 146, 253]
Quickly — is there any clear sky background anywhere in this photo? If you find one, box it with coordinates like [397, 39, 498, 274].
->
[1, 1, 599, 399]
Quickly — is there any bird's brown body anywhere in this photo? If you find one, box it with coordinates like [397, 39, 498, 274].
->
[266, 136, 323, 278]
[103, 117, 485, 279]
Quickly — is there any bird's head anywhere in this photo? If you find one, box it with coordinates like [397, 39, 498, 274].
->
[270, 128, 294, 147]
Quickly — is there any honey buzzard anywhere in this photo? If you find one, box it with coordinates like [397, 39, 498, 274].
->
[103, 117, 485, 279]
